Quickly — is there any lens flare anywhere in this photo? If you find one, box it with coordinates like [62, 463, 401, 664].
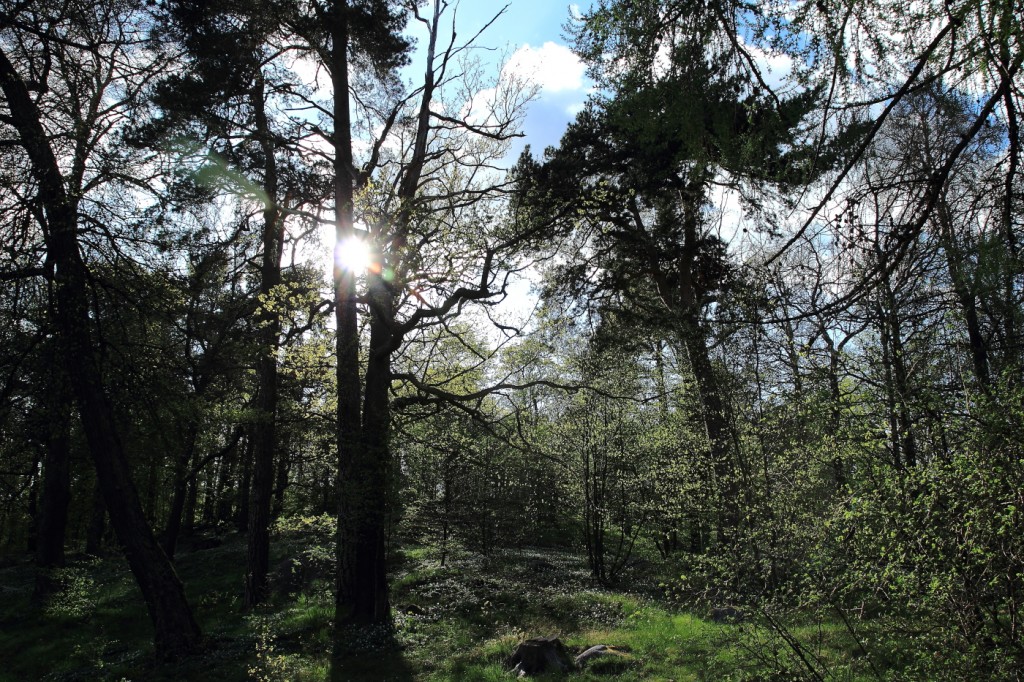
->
[335, 235, 371, 272]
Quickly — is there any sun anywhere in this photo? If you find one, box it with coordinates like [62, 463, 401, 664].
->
[335, 235, 372, 273]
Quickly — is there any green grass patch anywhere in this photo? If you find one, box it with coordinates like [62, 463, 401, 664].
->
[0, 535, 879, 681]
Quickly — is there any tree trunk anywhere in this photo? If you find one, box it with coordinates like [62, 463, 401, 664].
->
[0, 47, 201, 658]
[34, 349, 73, 597]
[214, 446, 237, 524]
[331, 0, 373, 629]
[887, 314, 917, 468]
[998, 41, 1021, 377]
[643, 172, 739, 546]
[937, 203, 991, 390]
[245, 73, 284, 609]
[271, 439, 290, 520]
[45, 173, 201, 658]
[25, 459, 39, 553]
[346, 281, 394, 623]
[820, 328, 847, 488]
[163, 428, 197, 559]
[679, 314, 740, 542]
[85, 480, 106, 556]
[876, 275, 917, 469]
[184, 471, 199, 531]
[237, 434, 253, 533]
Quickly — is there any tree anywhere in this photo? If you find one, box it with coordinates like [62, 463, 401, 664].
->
[516, 0, 821, 543]
[150, 0, 334, 606]
[556, 346, 650, 583]
[0, 0, 201, 657]
[285, 0, 540, 627]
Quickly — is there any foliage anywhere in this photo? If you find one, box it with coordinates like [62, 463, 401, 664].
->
[40, 563, 100, 621]
[0, 0, 1023, 676]
[815, 389, 1024, 680]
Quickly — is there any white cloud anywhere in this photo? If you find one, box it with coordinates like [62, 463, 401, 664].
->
[503, 41, 586, 94]
[461, 86, 500, 127]
[736, 37, 794, 92]
[566, 101, 585, 117]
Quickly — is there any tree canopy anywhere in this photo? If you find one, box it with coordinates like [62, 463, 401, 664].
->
[1, 0, 1023, 678]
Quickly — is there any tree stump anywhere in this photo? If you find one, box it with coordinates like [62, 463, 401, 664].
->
[506, 635, 574, 677]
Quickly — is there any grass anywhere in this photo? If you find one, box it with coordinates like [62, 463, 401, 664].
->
[0, 530, 877, 681]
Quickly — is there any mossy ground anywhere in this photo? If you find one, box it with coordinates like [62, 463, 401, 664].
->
[0, 530, 875, 681]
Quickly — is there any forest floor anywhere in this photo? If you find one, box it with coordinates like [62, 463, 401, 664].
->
[0, 523, 873, 681]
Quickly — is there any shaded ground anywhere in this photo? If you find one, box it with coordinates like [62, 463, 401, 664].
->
[0, 528, 873, 681]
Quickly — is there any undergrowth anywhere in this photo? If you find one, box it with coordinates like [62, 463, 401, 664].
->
[0, 528, 876, 681]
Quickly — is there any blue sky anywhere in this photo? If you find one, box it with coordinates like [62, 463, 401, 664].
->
[428, 0, 595, 157]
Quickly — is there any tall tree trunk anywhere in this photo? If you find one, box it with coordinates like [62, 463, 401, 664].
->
[820, 327, 847, 488]
[876, 275, 917, 469]
[163, 427, 197, 559]
[245, 73, 284, 609]
[998, 25, 1021, 377]
[271, 437, 290, 520]
[331, 0, 370, 629]
[0, 47, 201, 658]
[214, 446, 237, 524]
[889, 324, 917, 468]
[349, 281, 394, 622]
[184, 472, 199, 531]
[643, 171, 739, 546]
[937, 203, 991, 391]
[144, 444, 160, 522]
[332, 0, 435, 629]
[34, 345, 73, 598]
[237, 434, 253, 533]
[877, 302, 903, 469]
[85, 480, 106, 556]
[679, 314, 739, 542]
[25, 459, 38, 553]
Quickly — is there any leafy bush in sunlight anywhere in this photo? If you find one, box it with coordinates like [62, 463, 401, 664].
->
[273, 514, 335, 540]
[273, 515, 336, 598]
[43, 564, 98, 620]
[247, 614, 292, 682]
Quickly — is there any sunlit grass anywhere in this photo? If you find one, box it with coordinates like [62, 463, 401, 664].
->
[0, 533, 880, 681]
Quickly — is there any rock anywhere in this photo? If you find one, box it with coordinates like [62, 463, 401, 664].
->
[710, 605, 745, 624]
[506, 635, 574, 677]
[575, 644, 632, 666]
[575, 644, 608, 665]
[573, 647, 602, 659]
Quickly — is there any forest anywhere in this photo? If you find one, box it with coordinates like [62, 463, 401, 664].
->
[1, 0, 1022, 679]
